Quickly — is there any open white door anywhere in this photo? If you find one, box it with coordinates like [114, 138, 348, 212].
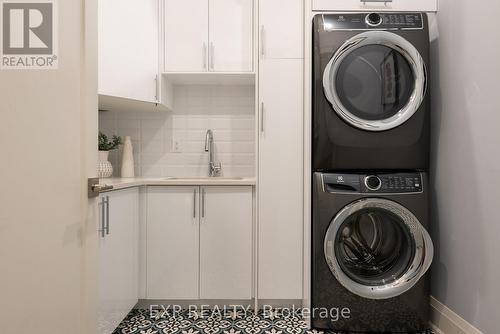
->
[0, 0, 98, 333]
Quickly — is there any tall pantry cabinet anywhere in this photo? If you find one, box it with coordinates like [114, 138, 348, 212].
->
[257, 0, 304, 300]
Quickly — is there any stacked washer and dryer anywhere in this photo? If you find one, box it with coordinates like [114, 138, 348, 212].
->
[311, 12, 434, 333]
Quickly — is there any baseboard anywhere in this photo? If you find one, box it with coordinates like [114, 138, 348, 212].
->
[430, 296, 483, 334]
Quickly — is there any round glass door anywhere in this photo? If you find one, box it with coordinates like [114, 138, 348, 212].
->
[323, 31, 427, 131]
[324, 198, 433, 299]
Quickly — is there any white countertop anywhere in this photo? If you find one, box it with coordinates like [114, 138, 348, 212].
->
[99, 176, 256, 192]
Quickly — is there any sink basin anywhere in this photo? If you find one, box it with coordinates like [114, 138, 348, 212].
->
[163, 177, 244, 180]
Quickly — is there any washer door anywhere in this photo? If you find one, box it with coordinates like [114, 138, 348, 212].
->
[323, 31, 427, 131]
[324, 198, 433, 299]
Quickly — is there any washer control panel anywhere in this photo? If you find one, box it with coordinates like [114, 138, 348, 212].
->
[374, 174, 423, 193]
[321, 13, 424, 31]
[322, 173, 423, 193]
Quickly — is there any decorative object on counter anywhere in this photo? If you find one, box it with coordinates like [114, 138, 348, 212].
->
[121, 136, 135, 178]
[98, 132, 122, 178]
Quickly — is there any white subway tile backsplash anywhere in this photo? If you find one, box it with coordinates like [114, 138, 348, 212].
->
[99, 85, 255, 177]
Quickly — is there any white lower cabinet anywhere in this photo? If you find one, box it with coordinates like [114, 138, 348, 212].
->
[146, 186, 200, 299]
[146, 186, 254, 300]
[98, 188, 139, 334]
[200, 187, 253, 299]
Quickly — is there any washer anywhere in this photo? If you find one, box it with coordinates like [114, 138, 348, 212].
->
[312, 13, 431, 171]
[312, 172, 433, 332]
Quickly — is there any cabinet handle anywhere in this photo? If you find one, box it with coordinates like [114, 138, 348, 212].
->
[210, 42, 214, 70]
[155, 75, 159, 103]
[99, 197, 106, 238]
[203, 43, 207, 70]
[193, 188, 197, 219]
[260, 25, 265, 57]
[105, 196, 110, 235]
[260, 102, 265, 133]
[201, 188, 206, 218]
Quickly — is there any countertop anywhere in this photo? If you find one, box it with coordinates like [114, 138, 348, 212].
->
[99, 176, 257, 192]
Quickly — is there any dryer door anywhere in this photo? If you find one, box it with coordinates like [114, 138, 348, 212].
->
[323, 31, 426, 132]
[324, 198, 433, 300]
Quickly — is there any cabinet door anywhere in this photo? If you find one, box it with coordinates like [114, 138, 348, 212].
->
[164, 0, 209, 72]
[146, 186, 200, 299]
[209, 0, 253, 72]
[258, 59, 303, 299]
[312, 0, 437, 12]
[98, 188, 139, 334]
[98, 0, 158, 102]
[200, 186, 253, 299]
[259, 0, 303, 59]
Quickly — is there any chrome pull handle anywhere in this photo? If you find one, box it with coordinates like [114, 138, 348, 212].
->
[260, 25, 265, 57]
[260, 102, 265, 133]
[193, 188, 197, 219]
[360, 0, 392, 4]
[105, 196, 110, 235]
[155, 75, 159, 103]
[99, 197, 106, 238]
[210, 42, 214, 70]
[203, 43, 207, 70]
[201, 188, 206, 219]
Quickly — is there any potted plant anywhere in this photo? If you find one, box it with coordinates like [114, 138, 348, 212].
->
[98, 132, 122, 178]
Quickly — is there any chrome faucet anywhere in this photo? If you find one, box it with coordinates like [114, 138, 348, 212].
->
[204, 129, 222, 177]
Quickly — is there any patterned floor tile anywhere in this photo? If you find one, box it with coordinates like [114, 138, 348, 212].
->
[112, 309, 433, 334]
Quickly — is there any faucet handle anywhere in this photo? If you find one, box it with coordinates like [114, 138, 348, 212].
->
[212, 162, 222, 176]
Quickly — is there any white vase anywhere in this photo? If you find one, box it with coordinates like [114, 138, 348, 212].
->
[121, 136, 135, 178]
[97, 150, 113, 178]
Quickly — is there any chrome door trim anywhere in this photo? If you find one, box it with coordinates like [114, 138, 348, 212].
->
[323, 31, 427, 132]
[324, 198, 433, 299]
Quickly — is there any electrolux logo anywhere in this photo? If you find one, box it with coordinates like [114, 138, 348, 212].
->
[0, 0, 58, 69]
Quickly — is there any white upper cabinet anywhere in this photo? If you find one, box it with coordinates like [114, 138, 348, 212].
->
[164, 0, 209, 72]
[164, 0, 253, 72]
[259, 0, 303, 59]
[312, 0, 438, 12]
[209, 0, 253, 72]
[146, 186, 200, 299]
[199, 186, 253, 299]
[98, 0, 159, 103]
[258, 59, 304, 299]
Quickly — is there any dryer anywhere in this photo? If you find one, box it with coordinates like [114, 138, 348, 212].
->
[311, 172, 433, 332]
[312, 13, 431, 171]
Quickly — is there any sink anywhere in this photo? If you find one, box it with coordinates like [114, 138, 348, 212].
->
[163, 177, 244, 180]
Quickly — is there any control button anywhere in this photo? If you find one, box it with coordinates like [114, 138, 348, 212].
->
[366, 13, 382, 27]
[364, 175, 382, 191]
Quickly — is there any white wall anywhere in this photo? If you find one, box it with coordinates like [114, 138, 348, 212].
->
[0, 1, 98, 333]
[430, 2, 500, 333]
[99, 85, 255, 177]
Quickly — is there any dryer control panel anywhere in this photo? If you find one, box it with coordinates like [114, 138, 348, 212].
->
[321, 13, 424, 31]
[322, 173, 423, 193]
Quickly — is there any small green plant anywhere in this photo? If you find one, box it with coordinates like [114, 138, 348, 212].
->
[99, 132, 122, 151]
